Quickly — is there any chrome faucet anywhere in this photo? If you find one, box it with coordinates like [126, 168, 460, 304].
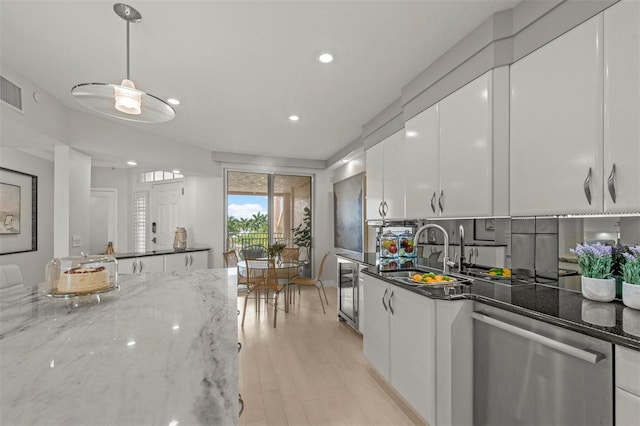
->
[415, 223, 452, 274]
[458, 224, 466, 273]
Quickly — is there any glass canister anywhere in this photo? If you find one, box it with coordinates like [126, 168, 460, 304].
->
[45, 253, 118, 296]
[173, 227, 187, 251]
[380, 230, 399, 258]
[399, 230, 417, 258]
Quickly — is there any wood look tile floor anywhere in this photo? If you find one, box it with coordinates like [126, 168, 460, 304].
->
[238, 287, 426, 426]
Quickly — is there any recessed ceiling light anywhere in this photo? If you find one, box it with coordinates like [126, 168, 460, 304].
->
[167, 98, 180, 105]
[127, 161, 137, 166]
[342, 159, 349, 163]
[289, 115, 300, 121]
[318, 53, 334, 64]
[406, 130, 418, 138]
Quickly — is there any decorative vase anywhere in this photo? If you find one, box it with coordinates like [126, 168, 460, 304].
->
[622, 281, 640, 310]
[581, 276, 616, 302]
[105, 242, 115, 254]
[173, 227, 187, 251]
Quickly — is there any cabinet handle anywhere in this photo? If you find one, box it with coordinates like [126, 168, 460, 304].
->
[438, 190, 444, 212]
[139, 261, 144, 273]
[583, 167, 592, 205]
[382, 288, 388, 311]
[185, 255, 189, 267]
[383, 201, 389, 216]
[132, 260, 137, 274]
[607, 164, 617, 204]
[475, 248, 479, 257]
[378, 202, 384, 218]
[430, 192, 436, 214]
[189, 255, 193, 266]
[389, 291, 395, 315]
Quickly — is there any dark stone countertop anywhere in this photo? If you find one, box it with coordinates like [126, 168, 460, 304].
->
[112, 247, 210, 259]
[353, 253, 640, 351]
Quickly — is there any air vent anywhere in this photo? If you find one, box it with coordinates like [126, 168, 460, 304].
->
[1, 76, 23, 112]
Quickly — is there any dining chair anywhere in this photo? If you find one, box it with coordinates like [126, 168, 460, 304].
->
[223, 250, 250, 291]
[241, 258, 286, 328]
[288, 252, 330, 314]
[240, 245, 268, 260]
[281, 247, 299, 263]
[222, 250, 238, 267]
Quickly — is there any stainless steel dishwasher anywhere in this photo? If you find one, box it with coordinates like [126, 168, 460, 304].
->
[473, 303, 613, 426]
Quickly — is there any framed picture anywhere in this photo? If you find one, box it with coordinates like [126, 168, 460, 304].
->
[0, 167, 37, 255]
[333, 173, 364, 253]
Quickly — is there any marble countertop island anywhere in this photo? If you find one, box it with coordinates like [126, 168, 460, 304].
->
[0, 269, 238, 425]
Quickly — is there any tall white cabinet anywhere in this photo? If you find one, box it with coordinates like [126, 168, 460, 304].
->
[511, 3, 640, 215]
[404, 69, 508, 219]
[365, 129, 405, 220]
[604, 0, 640, 213]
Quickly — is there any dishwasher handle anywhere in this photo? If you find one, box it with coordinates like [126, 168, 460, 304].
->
[471, 312, 604, 364]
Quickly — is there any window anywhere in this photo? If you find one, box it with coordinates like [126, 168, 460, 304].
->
[137, 170, 184, 183]
[133, 192, 148, 252]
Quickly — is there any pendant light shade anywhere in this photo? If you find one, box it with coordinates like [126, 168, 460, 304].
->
[71, 4, 175, 123]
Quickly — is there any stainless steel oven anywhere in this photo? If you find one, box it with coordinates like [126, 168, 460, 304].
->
[473, 303, 613, 425]
[337, 257, 359, 331]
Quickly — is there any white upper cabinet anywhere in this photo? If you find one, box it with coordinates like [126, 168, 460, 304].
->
[405, 104, 440, 219]
[510, 15, 605, 215]
[404, 69, 506, 219]
[365, 142, 384, 220]
[365, 129, 405, 220]
[439, 71, 494, 217]
[604, 0, 640, 213]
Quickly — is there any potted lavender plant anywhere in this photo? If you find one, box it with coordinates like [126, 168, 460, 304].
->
[570, 242, 615, 302]
[622, 245, 640, 309]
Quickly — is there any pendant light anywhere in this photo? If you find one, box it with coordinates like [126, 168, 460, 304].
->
[71, 3, 175, 123]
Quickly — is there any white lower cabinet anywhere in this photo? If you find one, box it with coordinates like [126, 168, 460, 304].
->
[363, 274, 471, 425]
[615, 345, 640, 426]
[117, 251, 209, 274]
[116, 255, 164, 274]
[165, 251, 208, 272]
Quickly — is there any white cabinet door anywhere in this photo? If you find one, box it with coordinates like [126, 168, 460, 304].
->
[365, 143, 384, 220]
[117, 258, 137, 274]
[439, 71, 493, 217]
[382, 130, 406, 220]
[362, 274, 390, 380]
[604, 0, 640, 213]
[510, 15, 604, 215]
[191, 251, 208, 270]
[616, 388, 640, 426]
[164, 253, 189, 272]
[188, 251, 208, 270]
[137, 256, 164, 273]
[389, 286, 436, 425]
[405, 105, 440, 219]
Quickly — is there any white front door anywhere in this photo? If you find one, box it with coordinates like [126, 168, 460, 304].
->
[151, 183, 185, 250]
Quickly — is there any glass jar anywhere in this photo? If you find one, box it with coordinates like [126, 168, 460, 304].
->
[380, 231, 399, 259]
[173, 227, 187, 251]
[399, 230, 416, 258]
[46, 253, 118, 296]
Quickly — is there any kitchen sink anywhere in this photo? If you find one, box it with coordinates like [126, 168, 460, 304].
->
[379, 268, 473, 298]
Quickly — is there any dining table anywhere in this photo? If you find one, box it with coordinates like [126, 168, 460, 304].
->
[0, 269, 239, 425]
[237, 259, 299, 313]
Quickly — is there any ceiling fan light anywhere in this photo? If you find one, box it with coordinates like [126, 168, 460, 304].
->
[115, 79, 142, 115]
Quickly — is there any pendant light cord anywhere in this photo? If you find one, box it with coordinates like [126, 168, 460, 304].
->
[126, 20, 130, 80]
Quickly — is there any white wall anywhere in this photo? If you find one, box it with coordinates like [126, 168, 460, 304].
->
[0, 148, 54, 287]
[185, 175, 224, 268]
[91, 167, 131, 253]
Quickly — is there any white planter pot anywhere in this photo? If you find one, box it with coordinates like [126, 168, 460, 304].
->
[622, 281, 640, 310]
[581, 276, 616, 302]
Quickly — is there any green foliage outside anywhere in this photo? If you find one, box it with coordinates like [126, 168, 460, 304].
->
[227, 212, 268, 234]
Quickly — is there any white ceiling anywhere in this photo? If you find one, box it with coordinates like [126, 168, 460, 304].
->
[1, 0, 520, 163]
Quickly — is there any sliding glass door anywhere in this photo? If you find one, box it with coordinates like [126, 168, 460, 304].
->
[226, 171, 312, 274]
